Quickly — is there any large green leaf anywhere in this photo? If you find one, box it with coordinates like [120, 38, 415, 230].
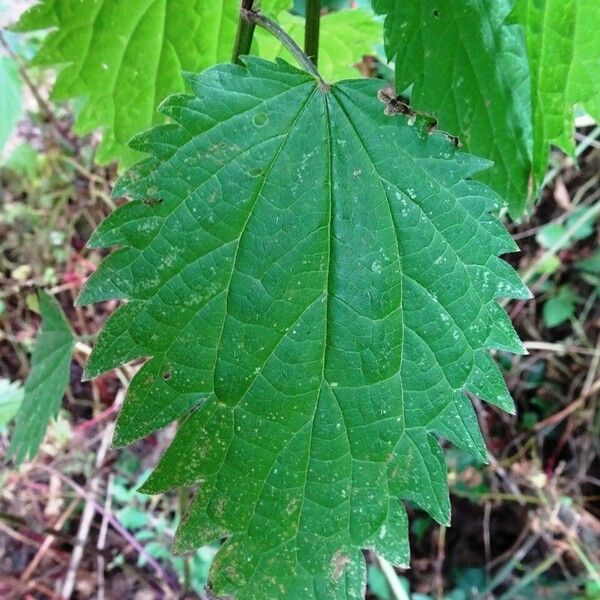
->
[7, 291, 74, 464]
[0, 57, 22, 152]
[255, 9, 381, 80]
[13, 0, 240, 165]
[80, 57, 527, 598]
[510, 0, 600, 197]
[14, 0, 378, 165]
[372, 0, 533, 217]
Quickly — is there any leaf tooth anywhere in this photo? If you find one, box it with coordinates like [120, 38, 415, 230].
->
[390, 431, 451, 526]
[140, 401, 230, 492]
[10, 2, 57, 34]
[243, 55, 311, 82]
[488, 221, 520, 255]
[428, 180, 515, 258]
[87, 200, 159, 249]
[83, 302, 147, 379]
[76, 247, 135, 305]
[181, 62, 243, 97]
[174, 482, 229, 553]
[127, 123, 190, 157]
[467, 352, 516, 414]
[486, 303, 528, 355]
[457, 179, 506, 214]
[112, 157, 161, 199]
[180, 70, 203, 91]
[364, 499, 410, 568]
[487, 257, 532, 300]
[114, 361, 211, 446]
[428, 393, 488, 464]
[418, 147, 493, 185]
[157, 92, 197, 122]
[456, 152, 495, 180]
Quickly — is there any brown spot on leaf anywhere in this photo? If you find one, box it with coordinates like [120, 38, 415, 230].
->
[425, 116, 438, 133]
[143, 198, 162, 205]
[448, 134, 462, 148]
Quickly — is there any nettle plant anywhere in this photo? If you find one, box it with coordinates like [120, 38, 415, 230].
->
[6, 0, 600, 597]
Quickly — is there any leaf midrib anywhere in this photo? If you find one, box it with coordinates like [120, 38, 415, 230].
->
[212, 85, 320, 401]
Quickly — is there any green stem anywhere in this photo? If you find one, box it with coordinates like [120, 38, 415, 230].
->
[304, 0, 321, 67]
[232, 0, 258, 64]
[241, 9, 328, 89]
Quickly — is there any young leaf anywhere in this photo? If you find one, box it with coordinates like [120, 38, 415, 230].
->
[372, 0, 533, 217]
[255, 9, 381, 80]
[510, 0, 600, 196]
[7, 291, 74, 464]
[80, 58, 528, 598]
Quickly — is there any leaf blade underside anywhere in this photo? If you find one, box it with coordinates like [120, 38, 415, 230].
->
[79, 58, 528, 599]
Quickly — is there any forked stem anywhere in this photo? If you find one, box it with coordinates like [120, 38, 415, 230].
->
[241, 8, 328, 89]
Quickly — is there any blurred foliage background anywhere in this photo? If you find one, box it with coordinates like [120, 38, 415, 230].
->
[1, 1, 599, 599]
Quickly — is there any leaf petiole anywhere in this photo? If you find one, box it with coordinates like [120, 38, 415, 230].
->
[241, 8, 329, 89]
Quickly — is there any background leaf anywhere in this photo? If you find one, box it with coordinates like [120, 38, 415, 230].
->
[12, 0, 241, 165]
[543, 285, 577, 328]
[7, 291, 74, 464]
[292, 0, 374, 15]
[13, 0, 379, 165]
[0, 379, 24, 428]
[372, 0, 533, 217]
[510, 0, 600, 196]
[80, 58, 527, 598]
[0, 56, 22, 152]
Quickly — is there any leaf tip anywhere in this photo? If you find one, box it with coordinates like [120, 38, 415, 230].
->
[181, 70, 199, 89]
